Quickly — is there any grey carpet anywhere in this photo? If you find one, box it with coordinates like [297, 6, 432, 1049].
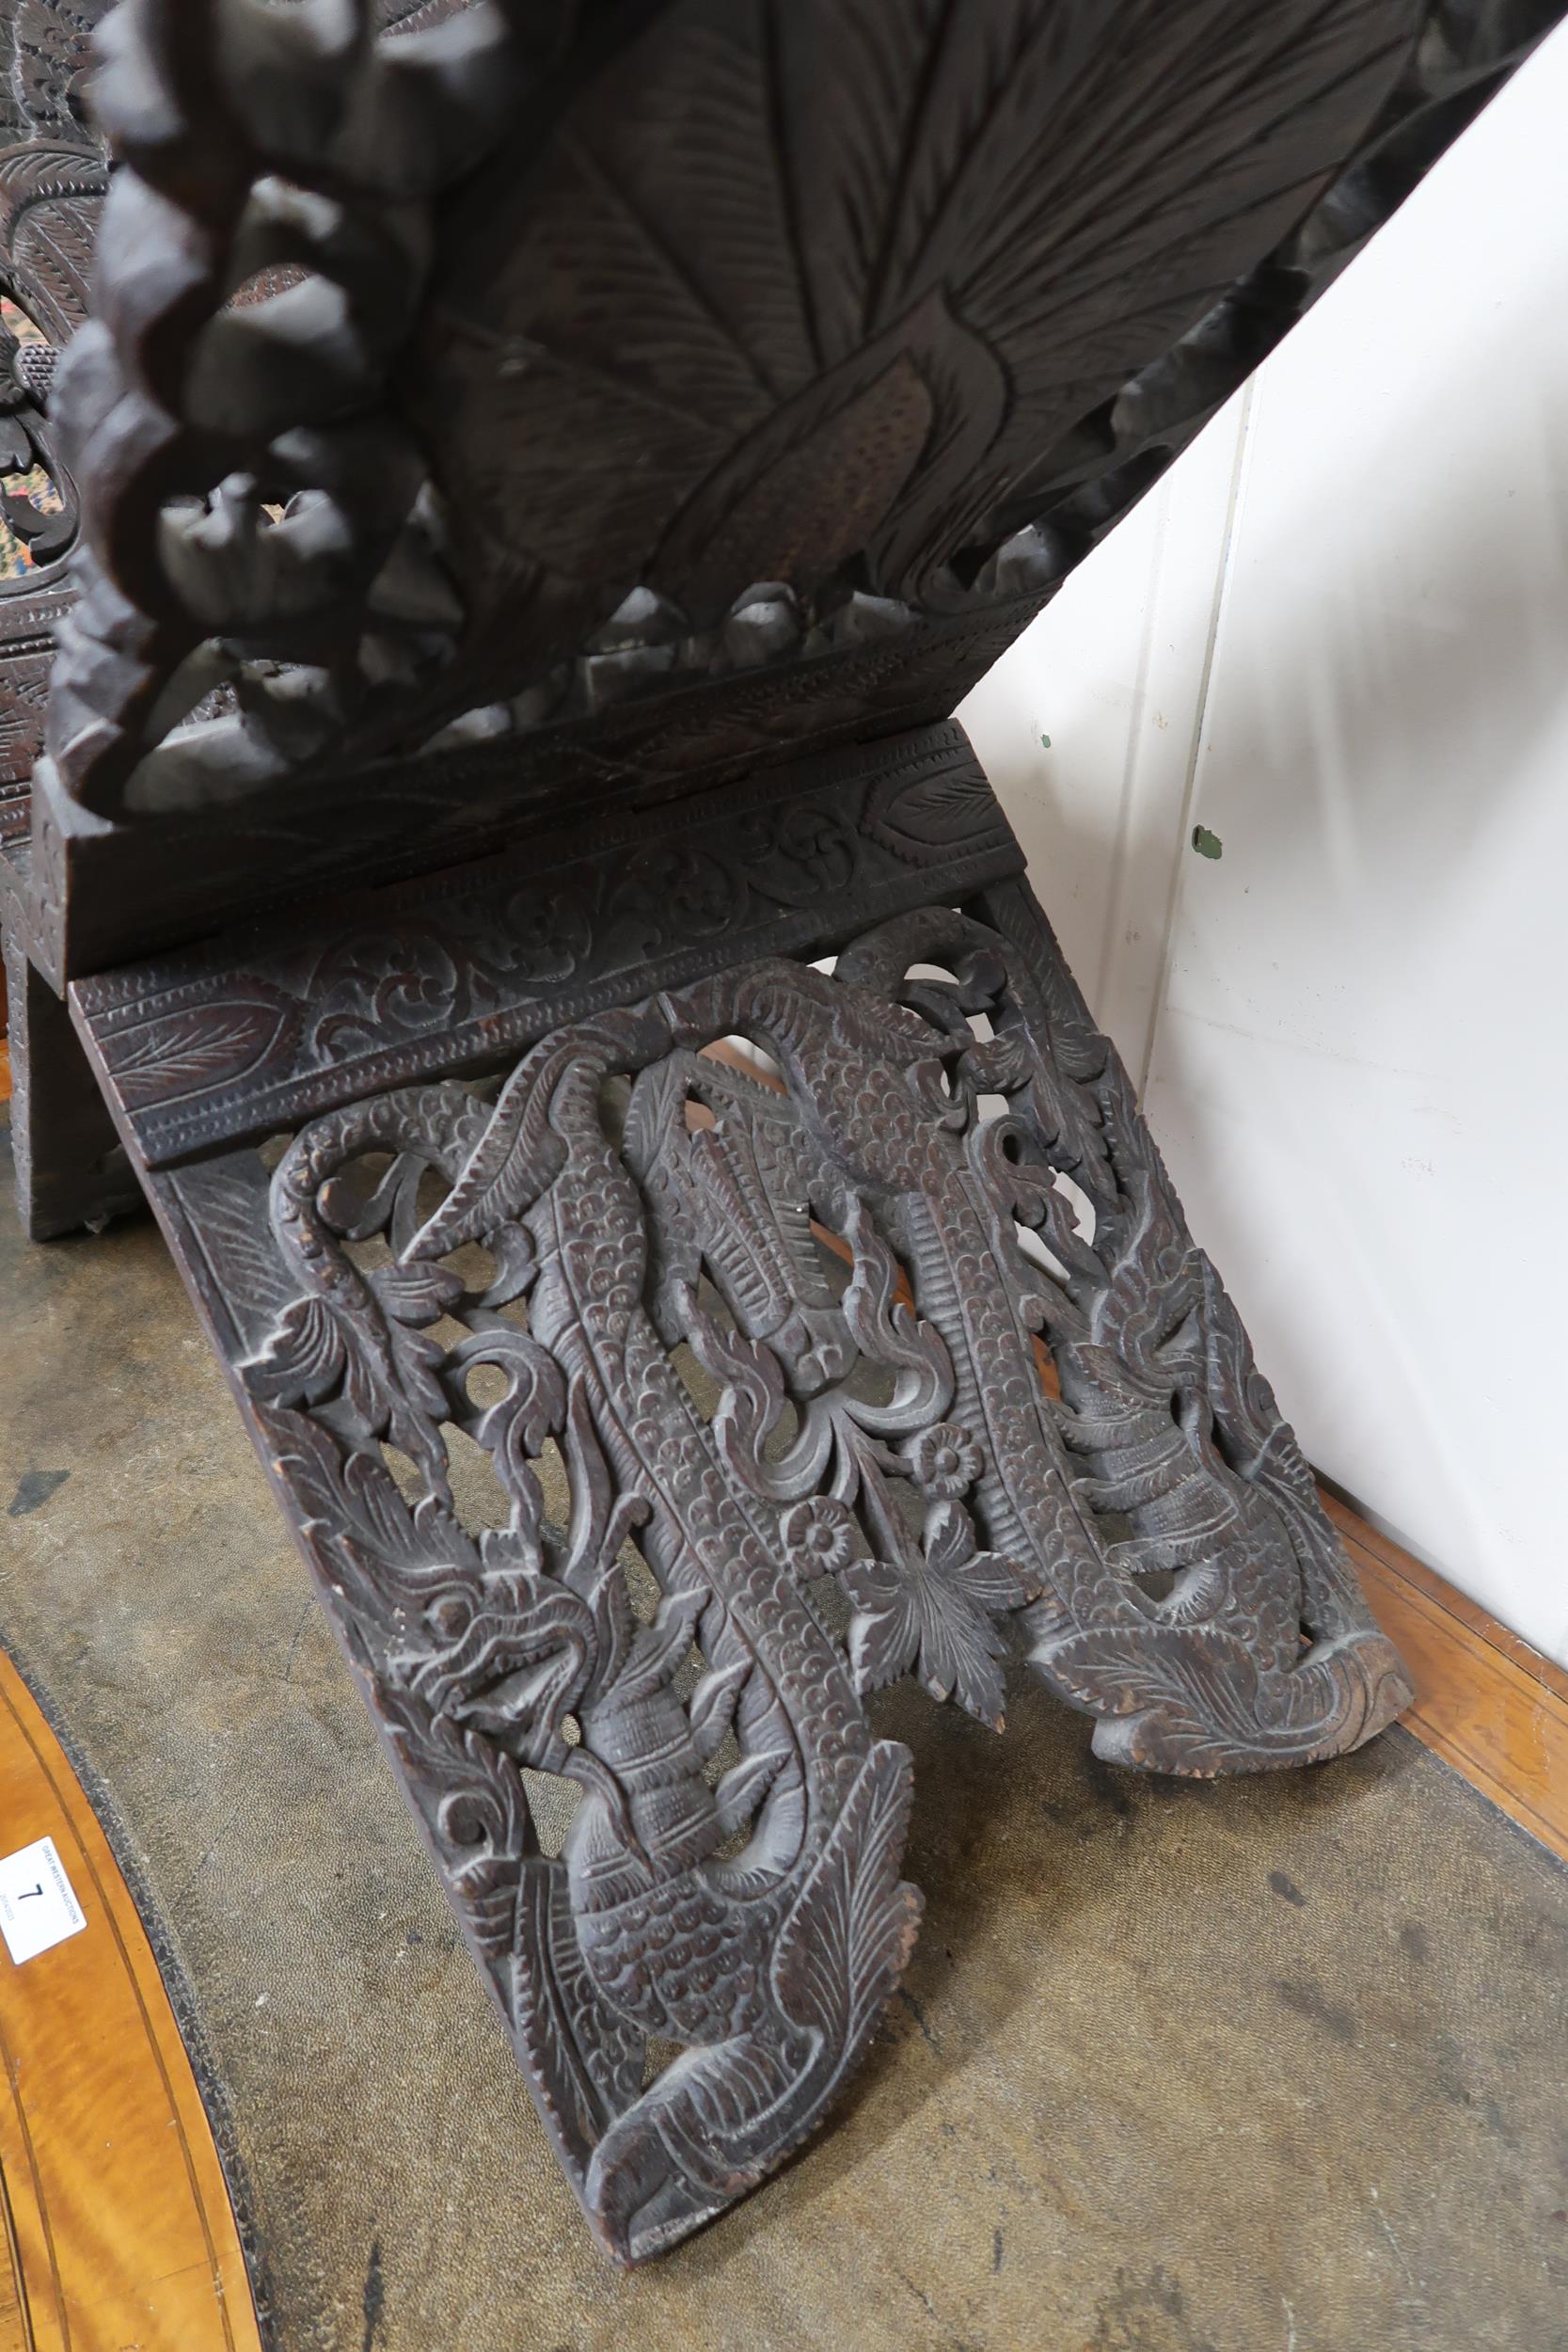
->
[2, 1114, 1565, 2352]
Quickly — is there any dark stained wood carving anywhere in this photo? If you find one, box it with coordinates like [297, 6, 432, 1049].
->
[0, 0, 107, 343]
[71, 722, 1024, 1160]
[121, 878, 1407, 2259]
[6, 0, 1559, 2268]
[32, 586, 1043, 986]
[0, 0, 108, 780]
[30, 0, 1563, 880]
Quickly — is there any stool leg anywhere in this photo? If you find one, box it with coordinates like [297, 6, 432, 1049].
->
[3, 920, 142, 1241]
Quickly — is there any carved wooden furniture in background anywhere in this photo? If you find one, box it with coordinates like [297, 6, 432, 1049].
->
[3, 0, 1560, 2265]
[0, 1646, 264, 2350]
[0, 0, 139, 1233]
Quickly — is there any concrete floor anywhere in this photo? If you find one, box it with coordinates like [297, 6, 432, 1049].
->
[3, 1116, 1567, 2352]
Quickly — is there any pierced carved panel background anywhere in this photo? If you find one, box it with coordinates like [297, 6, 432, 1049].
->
[146, 885, 1408, 2257]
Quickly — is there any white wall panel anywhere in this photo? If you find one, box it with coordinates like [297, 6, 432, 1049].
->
[959, 395, 1249, 1081]
[1142, 27, 1568, 1664]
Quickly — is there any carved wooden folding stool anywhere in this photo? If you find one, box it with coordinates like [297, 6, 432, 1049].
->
[1, 0, 1556, 2265]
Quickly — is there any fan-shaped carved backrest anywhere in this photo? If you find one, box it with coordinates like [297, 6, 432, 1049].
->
[16, 1, 1565, 898]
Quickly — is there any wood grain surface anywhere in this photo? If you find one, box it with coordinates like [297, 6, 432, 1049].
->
[0, 1648, 261, 2352]
[1324, 1491, 1568, 1866]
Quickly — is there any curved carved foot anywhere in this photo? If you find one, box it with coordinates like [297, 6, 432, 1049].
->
[1036, 1623, 1412, 1776]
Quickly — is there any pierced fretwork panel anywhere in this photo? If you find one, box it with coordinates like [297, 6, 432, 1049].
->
[144, 884, 1408, 2259]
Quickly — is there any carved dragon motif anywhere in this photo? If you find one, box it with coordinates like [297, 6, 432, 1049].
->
[228, 899, 1408, 2256]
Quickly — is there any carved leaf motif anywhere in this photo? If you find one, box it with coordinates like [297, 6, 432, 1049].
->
[772, 1738, 922, 2059]
[245, 1293, 346, 1407]
[871, 762, 1017, 853]
[105, 998, 293, 1106]
[687, 1658, 750, 1761]
[515, 1854, 645, 2160]
[415, 1045, 574, 1250]
[1035, 1622, 1332, 1775]
[969, 1017, 1111, 1197]
[871, 0, 1069, 314]
[245, 1279, 452, 1497]
[654, 348, 938, 615]
[713, 1748, 787, 1840]
[371, 1260, 464, 1326]
[165, 1160, 297, 1336]
[838, 1500, 1033, 1730]
[6, 0, 99, 135]
[338, 1443, 459, 1581]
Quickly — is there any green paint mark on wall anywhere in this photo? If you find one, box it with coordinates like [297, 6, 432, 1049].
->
[1191, 825, 1223, 861]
